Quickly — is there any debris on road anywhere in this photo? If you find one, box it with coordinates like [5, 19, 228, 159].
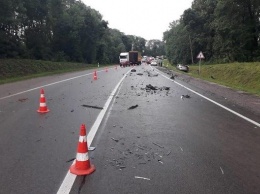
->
[81, 105, 103, 110]
[135, 176, 150, 181]
[146, 84, 158, 91]
[170, 74, 177, 80]
[181, 95, 190, 100]
[153, 142, 164, 148]
[128, 105, 138, 110]
[137, 73, 143, 76]
[89, 147, 96, 151]
[111, 137, 119, 142]
[18, 98, 28, 102]
[166, 151, 171, 156]
[66, 158, 76, 163]
[131, 69, 137, 72]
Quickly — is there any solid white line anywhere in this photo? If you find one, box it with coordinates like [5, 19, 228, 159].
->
[155, 69, 260, 128]
[0, 72, 93, 100]
[56, 69, 131, 194]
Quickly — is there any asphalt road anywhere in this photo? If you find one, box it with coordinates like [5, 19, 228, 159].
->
[0, 64, 259, 194]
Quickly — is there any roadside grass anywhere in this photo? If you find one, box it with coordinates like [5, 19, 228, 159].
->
[163, 61, 260, 96]
[0, 59, 112, 84]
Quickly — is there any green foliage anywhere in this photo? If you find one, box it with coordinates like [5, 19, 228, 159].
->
[0, 0, 166, 65]
[164, 0, 260, 64]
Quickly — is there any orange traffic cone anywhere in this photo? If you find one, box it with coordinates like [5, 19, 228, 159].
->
[93, 70, 97, 80]
[37, 89, 50, 113]
[70, 124, 95, 175]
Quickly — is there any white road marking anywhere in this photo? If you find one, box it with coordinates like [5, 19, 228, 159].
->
[0, 68, 109, 101]
[155, 68, 260, 128]
[56, 69, 131, 194]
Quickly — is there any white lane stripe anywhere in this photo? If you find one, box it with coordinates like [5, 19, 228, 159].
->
[79, 136, 87, 143]
[155, 68, 260, 128]
[0, 72, 93, 100]
[56, 69, 131, 194]
[76, 153, 89, 161]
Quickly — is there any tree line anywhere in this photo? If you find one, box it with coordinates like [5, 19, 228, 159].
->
[0, 0, 165, 64]
[164, 0, 260, 64]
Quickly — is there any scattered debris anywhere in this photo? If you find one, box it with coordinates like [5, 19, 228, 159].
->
[66, 158, 76, 163]
[131, 69, 137, 72]
[18, 98, 28, 102]
[170, 74, 176, 80]
[81, 105, 103, 110]
[128, 105, 138, 110]
[158, 160, 164, 164]
[135, 176, 150, 181]
[71, 109, 74, 112]
[220, 167, 224, 174]
[153, 142, 164, 148]
[35, 139, 41, 142]
[137, 73, 143, 76]
[180, 147, 183, 152]
[146, 84, 158, 91]
[166, 151, 171, 156]
[111, 137, 119, 142]
[181, 95, 190, 100]
[89, 147, 96, 151]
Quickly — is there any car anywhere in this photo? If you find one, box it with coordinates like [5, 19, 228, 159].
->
[151, 60, 157, 66]
[176, 64, 189, 72]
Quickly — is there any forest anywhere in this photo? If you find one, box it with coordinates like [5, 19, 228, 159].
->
[164, 0, 260, 64]
[0, 0, 165, 64]
[1, 0, 259, 65]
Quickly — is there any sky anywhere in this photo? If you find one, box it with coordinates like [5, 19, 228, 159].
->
[82, 0, 193, 40]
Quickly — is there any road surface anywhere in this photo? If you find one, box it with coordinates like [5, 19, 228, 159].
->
[0, 64, 259, 194]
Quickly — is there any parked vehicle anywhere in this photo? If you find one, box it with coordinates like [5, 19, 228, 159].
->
[176, 64, 189, 72]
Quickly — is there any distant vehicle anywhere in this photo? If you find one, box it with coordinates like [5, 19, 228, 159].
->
[176, 64, 189, 72]
[151, 60, 157, 66]
[119, 52, 129, 67]
[119, 51, 141, 67]
[141, 57, 147, 63]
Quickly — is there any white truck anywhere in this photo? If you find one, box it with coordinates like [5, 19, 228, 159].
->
[119, 51, 141, 67]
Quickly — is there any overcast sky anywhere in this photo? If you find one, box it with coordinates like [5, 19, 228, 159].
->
[82, 0, 193, 40]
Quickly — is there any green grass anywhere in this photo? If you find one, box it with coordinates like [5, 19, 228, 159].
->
[0, 59, 110, 84]
[164, 61, 260, 96]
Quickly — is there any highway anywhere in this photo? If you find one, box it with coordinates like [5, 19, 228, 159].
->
[0, 64, 259, 194]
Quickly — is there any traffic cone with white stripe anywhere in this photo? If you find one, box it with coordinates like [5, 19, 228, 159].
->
[70, 124, 95, 175]
[37, 89, 50, 113]
[93, 70, 97, 80]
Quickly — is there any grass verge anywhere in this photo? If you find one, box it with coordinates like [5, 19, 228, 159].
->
[0, 59, 110, 84]
[163, 62, 260, 96]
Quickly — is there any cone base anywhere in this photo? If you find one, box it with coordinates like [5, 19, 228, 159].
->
[70, 164, 95, 176]
[37, 109, 50, 113]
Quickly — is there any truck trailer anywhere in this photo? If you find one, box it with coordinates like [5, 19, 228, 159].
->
[119, 51, 141, 67]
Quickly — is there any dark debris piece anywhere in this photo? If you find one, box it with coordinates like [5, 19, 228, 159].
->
[82, 105, 103, 110]
[181, 95, 190, 99]
[131, 69, 137, 72]
[128, 105, 138, 110]
[146, 84, 158, 90]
